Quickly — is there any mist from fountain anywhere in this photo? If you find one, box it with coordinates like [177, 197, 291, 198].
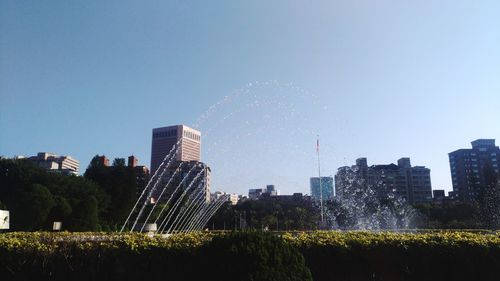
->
[164, 175, 207, 234]
[325, 167, 416, 230]
[121, 139, 226, 235]
[154, 164, 199, 231]
[159, 168, 206, 234]
[170, 183, 207, 233]
[189, 195, 229, 232]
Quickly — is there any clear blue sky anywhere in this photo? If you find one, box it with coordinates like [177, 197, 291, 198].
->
[1, 0, 499, 196]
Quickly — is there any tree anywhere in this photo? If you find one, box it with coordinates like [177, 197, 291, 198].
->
[201, 232, 312, 281]
[68, 195, 99, 231]
[46, 196, 72, 227]
[209, 196, 319, 231]
[113, 158, 126, 167]
[0, 159, 105, 231]
[13, 184, 55, 230]
[84, 156, 136, 229]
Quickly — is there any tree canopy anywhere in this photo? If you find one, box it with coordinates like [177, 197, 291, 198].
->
[0, 159, 104, 231]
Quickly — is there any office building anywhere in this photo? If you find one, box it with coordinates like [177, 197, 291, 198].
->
[150, 125, 201, 174]
[310, 177, 334, 201]
[335, 157, 432, 205]
[28, 152, 80, 175]
[449, 139, 500, 202]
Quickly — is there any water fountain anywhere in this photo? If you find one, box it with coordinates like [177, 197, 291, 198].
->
[122, 81, 416, 234]
[325, 166, 416, 230]
[120, 140, 228, 234]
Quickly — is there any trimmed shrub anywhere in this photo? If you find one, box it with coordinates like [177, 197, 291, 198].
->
[1, 231, 500, 281]
[0, 232, 212, 281]
[284, 231, 500, 281]
[200, 231, 312, 281]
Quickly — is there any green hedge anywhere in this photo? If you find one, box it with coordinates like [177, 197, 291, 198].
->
[0, 232, 310, 281]
[1, 231, 500, 281]
[0, 232, 212, 281]
[285, 231, 500, 281]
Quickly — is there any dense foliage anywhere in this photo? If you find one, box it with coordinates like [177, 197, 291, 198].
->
[0, 232, 311, 281]
[414, 202, 481, 229]
[84, 156, 137, 230]
[202, 232, 312, 281]
[208, 195, 320, 231]
[0, 159, 106, 231]
[1, 231, 499, 281]
[286, 231, 500, 281]
[0, 157, 138, 231]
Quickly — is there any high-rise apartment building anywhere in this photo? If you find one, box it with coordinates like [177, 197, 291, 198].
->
[310, 177, 334, 201]
[335, 157, 432, 205]
[150, 125, 201, 174]
[449, 139, 500, 202]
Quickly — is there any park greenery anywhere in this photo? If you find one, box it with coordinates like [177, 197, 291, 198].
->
[209, 195, 320, 231]
[0, 157, 136, 231]
[1, 157, 499, 232]
[1, 231, 499, 281]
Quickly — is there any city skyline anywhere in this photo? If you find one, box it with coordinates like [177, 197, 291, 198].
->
[1, 1, 499, 196]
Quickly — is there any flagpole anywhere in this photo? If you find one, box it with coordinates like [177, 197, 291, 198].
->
[317, 135, 324, 225]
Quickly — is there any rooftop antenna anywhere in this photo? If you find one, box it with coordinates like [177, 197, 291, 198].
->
[316, 135, 324, 225]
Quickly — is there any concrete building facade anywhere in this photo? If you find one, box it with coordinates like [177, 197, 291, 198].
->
[28, 152, 80, 175]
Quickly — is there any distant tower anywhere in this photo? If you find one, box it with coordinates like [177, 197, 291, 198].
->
[150, 125, 201, 174]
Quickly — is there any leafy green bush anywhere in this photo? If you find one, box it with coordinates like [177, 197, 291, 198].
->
[0, 232, 212, 281]
[200, 231, 312, 281]
[1, 231, 500, 281]
[284, 231, 500, 281]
